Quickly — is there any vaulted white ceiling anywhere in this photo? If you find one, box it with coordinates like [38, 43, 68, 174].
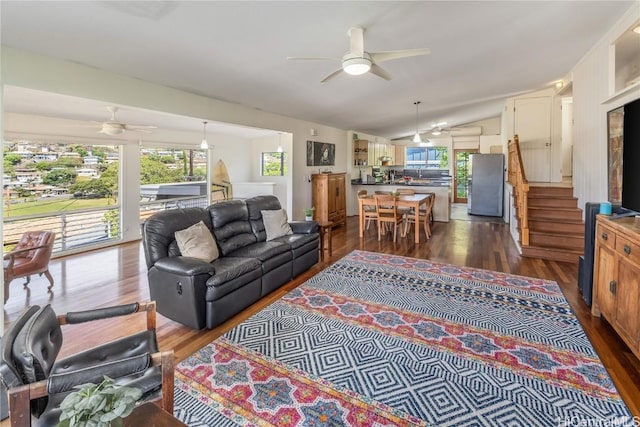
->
[1, 1, 635, 140]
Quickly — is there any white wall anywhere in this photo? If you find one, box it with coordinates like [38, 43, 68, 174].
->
[479, 135, 502, 154]
[1, 47, 351, 221]
[571, 3, 640, 210]
[561, 98, 574, 178]
[248, 133, 292, 212]
[466, 117, 501, 135]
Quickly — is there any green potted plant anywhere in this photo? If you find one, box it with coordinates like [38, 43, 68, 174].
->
[303, 207, 315, 221]
[57, 376, 142, 427]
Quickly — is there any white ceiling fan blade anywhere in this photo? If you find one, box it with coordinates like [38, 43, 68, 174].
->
[370, 48, 430, 63]
[129, 127, 153, 134]
[349, 27, 365, 56]
[127, 125, 157, 129]
[369, 64, 392, 81]
[321, 68, 344, 83]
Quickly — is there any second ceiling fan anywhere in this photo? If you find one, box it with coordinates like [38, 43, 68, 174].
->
[287, 27, 430, 83]
[94, 107, 157, 136]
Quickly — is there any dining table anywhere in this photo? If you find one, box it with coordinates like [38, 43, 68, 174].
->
[358, 193, 431, 243]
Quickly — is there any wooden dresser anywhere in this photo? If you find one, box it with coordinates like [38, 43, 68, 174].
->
[592, 214, 640, 360]
[312, 173, 346, 227]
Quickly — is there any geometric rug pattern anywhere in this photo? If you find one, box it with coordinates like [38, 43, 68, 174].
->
[174, 250, 633, 426]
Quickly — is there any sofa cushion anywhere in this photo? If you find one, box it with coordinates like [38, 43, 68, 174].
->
[206, 257, 262, 300]
[246, 195, 283, 241]
[261, 209, 293, 241]
[208, 200, 257, 256]
[174, 221, 219, 262]
[228, 241, 291, 262]
[142, 207, 211, 269]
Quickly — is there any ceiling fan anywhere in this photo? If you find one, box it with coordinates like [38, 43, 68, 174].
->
[287, 27, 430, 83]
[428, 122, 451, 136]
[94, 107, 157, 135]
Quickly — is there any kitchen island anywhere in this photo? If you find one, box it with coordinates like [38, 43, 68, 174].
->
[352, 182, 451, 222]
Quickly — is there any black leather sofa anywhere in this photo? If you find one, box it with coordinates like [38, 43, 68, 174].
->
[142, 195, 319, 329]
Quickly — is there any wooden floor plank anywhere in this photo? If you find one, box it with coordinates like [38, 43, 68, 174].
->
[2, 212, 639, 418]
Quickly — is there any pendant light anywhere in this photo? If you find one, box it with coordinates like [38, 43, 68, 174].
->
[412, 101, 422, 143]
[200, 121, 209, 150]
[277, 132, 283, 153]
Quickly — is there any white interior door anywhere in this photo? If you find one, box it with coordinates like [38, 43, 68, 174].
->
[515, 97, 551, 182]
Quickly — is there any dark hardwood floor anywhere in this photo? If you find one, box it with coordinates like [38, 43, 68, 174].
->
[3, 212, 639, 417]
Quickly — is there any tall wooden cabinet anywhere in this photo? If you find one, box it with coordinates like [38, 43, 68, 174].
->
[592, 215, 640, 360]
[312, 173, 346, 227]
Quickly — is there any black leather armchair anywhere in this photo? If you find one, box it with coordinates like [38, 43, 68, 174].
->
[0, 302, 169, 426]
[8, 351, 174, 427]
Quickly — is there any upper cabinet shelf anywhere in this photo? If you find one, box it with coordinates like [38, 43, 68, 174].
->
[609, 19, 640, 98]
[604, 80, 640, 105]
[353, 139, 369, 166]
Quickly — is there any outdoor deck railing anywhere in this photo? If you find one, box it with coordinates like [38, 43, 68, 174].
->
[3, 195, 209, 255]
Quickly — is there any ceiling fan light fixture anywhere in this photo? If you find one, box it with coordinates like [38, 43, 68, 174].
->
[413, 132, 422, 143]
[343, 57, 371, 75]
[101, 124, 125, 135]
[200, 121, 209, 150]
[431, 129, 442, 136]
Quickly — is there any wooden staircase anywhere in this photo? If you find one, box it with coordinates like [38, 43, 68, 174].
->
[521, 185, 584, 263]
[508, 135, 583, 264]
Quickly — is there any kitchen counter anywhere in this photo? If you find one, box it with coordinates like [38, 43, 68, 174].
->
[352, 183, 451, 222]
[352, 180, 451, 187]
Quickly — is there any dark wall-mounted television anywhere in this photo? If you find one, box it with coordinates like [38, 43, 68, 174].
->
[608, 97, 640, 214]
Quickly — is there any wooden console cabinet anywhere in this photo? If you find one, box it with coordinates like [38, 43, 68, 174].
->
[312, 173, 346, 227]
[592, 215, 640, 360]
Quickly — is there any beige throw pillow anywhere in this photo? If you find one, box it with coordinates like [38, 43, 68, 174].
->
[174, 221, 219, 262]
[262, 209, 293, 241]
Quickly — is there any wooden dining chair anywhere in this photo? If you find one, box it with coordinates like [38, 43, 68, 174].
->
[357, 190, 377, 231]
[395, 189, 415, 218]
[404, 193, 435, 239]
[374, 194, 404, 242]
[396, 189, 415, 195]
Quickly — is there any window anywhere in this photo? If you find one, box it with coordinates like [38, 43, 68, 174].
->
[139, 146, 209, 216]
[405, 147, 448, 169]
[3, 140, 121, 252]
[261, 152, 287, 176]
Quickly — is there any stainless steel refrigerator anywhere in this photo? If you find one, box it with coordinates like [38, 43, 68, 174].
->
[467, 154, 504, 216]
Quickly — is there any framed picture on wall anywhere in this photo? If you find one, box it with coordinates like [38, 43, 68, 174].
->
[607, 106, 624, 204]
[306, 141, 335, 166]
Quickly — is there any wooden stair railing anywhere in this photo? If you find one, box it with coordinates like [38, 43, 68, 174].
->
[508, 135, 530, 246]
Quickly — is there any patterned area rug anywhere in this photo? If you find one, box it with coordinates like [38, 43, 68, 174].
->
[174, 250, 633, 426]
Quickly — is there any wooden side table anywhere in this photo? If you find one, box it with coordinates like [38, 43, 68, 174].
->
[317, 221, 334, 262]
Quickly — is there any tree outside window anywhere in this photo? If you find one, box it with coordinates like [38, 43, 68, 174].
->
[262, 152, 287, 176]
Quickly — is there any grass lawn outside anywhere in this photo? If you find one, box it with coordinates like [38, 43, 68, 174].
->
[3, 197, 116, 218]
